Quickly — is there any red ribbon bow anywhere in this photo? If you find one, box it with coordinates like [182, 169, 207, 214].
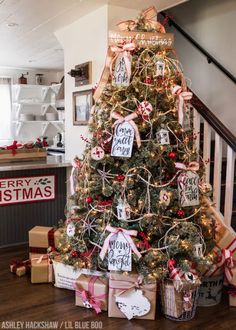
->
[6, 140, 22, 155]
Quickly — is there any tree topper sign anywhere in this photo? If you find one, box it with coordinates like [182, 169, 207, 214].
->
[0, 175, 55, 205]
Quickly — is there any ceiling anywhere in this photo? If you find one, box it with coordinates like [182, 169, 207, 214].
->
[0, 0, 187, 70]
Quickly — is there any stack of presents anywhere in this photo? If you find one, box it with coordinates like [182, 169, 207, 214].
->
[9, 223, 236, 321]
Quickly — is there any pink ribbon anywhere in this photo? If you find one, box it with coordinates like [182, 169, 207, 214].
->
[111, 42, 135, 81]
[171, 84, 193, 126]
[203, 249, 234, 283]
[99, 224, 142, 260]
[111, 111, 141, 148]
[74, 276, 107, 314]
[70, 158, 81, 195]
[175, 161, 199, 172]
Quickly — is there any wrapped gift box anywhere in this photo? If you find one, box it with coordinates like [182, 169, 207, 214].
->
[216, 225, 236, 259]
[53, 256, 105, 291]
[229, 295, 236, 307]
[10, 259, 30, 277]
[108, 272, 157, 320]
[75, 274, 108, 313]
[31, 253, 53, 284]
[29, 226, 60, 255]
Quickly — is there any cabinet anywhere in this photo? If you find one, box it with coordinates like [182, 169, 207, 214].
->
[12, 84, 64, 144]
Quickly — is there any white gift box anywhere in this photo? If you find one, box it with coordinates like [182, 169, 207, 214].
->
[53, 260, 105, 290]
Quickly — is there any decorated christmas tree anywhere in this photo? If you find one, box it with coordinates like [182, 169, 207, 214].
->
[56, 6, 217, 290]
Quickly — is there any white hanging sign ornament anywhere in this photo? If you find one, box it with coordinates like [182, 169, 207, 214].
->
[156, 58, 165, 77]
[182, 103, 192, 131]
[112, 43, 135, 87]
[176, 162, 200, 207]
[115, 289, 151, 320]
[110, 111, 141, 158]
[66, 222, 76, 237]
[193, 243, 203, 258]
[99, 225, 141, 272]
[117, 197, 131, 220]
[156, 128, 170, 145]
[91, 146, 105, 161]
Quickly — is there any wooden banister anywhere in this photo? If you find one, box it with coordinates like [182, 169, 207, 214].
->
[190, 92, 236, 152]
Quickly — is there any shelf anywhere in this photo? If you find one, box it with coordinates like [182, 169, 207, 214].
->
[13, 120, 64, 123]
[13, 101, 52, 105]
[12, 84, 64, 140]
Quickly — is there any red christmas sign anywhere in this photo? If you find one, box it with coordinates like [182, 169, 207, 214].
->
[0, 174, 55, 205]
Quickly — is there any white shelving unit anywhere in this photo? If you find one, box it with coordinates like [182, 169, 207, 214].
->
[12, 84, 64, 143]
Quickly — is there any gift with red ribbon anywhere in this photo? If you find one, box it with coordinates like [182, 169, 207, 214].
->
[10, 259, 31, 277]
[29, 226, 60, 255]
[216, 225, 236, 260]
[203, 249, 235, 284]
[74, 274, 108, 313]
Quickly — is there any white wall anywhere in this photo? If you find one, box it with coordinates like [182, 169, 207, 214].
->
[55, 5, 108, 161]
[55, 5, 140, 161]
[169, 0, 236, 135]
[0, 67, 63, 85]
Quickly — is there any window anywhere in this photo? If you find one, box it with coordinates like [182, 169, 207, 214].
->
[0, 77, 12, 146]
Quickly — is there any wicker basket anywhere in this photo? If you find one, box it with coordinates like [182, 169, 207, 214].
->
[198, 274, 224, 306]
[160, 280, 199, 321]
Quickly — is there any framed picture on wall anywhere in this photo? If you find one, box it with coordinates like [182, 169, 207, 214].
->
[73, 89, 93, 125]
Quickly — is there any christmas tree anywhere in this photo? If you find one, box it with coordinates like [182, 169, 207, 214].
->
[57, 7, 216, 283]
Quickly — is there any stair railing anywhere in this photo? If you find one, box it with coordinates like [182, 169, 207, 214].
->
[191, 92, 236, 227]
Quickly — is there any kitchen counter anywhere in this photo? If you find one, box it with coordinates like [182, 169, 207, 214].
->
[0, 155, 71, 172]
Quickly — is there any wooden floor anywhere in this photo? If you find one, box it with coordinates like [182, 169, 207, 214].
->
[1, 245, 236, 330]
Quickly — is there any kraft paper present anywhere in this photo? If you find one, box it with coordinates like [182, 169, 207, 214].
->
[29, 226, 60, 253]
[31, 253, 53, 284]
[10, 259, 31, 277]
[216, 226, 236, 259]
[108, 272, 157, 320]
[229, 296, 236, 307]
[75, 274, 108, 312]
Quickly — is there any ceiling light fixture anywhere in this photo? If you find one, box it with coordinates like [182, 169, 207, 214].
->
[6, 22, 19, 27]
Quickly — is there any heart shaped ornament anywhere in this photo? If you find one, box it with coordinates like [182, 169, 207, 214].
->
[115, 289, 151, 320]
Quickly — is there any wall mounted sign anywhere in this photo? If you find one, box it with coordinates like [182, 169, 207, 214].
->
[109, 30, 174, 49]
[0, 174, 55, 205]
